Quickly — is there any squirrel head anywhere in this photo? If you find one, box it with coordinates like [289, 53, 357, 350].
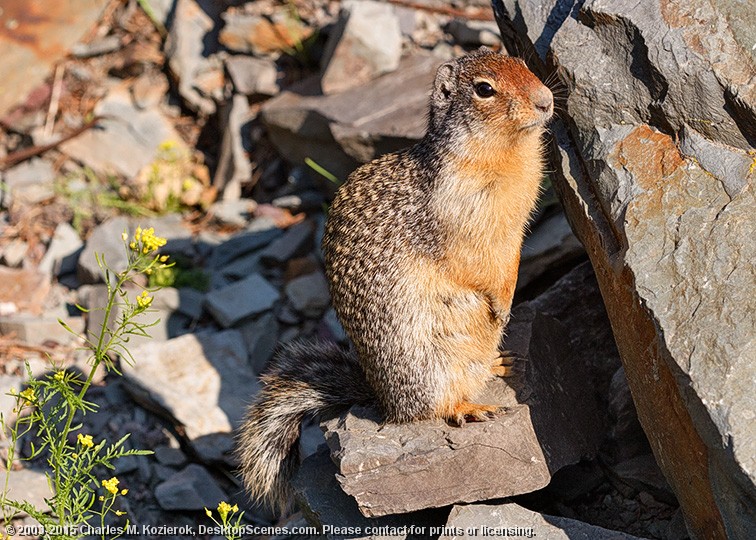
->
[428, 49, 553, 150]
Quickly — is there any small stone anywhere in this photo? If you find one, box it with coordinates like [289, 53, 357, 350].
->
[271, 191, 325, 213]
[212, 94, 253, 201]
[204, 273, 280, 327]
[277, 302, 302, 325]
[192, 433, 237, 465]
[226, 56, 279, 96]
[300, 422, 325, 461]
[320, 0, 402, 95]
[210, 198, 257, 227]
[238, 312, 279, 374]
[219, 12, 312, 56]
[258, 222, 313, 266]
[39, 222, 83, 276]
[285, 272, 330, 318]
[155, 464, 227, 511]
[1, 238, 28, 268]
[209, 228, 282, 269]
[154, 446, 188, 467]
[445, 19, 501, 47]
[131, 71, 170, 110]
[321, 308, 348, 343]
[220, 252, 262, 280]
[154, 464, 178, 482]
[77, 217, 130, 285]
[1, 158, 55, 207]
[164, 0, 221, 115]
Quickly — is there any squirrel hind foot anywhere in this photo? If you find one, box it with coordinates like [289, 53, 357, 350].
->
[446, 401, 503, 427]
[491, 352, 527, 377]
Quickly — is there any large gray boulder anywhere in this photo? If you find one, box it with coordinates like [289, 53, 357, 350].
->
[262, 54, 443, 181]
[493, 1, 755, 538]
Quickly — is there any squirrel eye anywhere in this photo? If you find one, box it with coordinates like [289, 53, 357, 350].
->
[473, 82, 496, 98]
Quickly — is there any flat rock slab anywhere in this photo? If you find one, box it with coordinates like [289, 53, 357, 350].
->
[294, 446, 445, 540]
[321, 266, 607, 517]
[204, 273, 280, 327]
[61, 84, 188, 178]
[262, 54, 443, 180]
[441, 503, 648, 540]
[122, 330, 260, 462]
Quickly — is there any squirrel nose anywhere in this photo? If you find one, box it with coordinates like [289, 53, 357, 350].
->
[532, 86, 553, 114]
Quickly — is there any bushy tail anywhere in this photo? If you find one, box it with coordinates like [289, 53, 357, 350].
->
[237, 341, 373, 512]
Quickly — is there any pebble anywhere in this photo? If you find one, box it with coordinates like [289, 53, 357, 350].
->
[225, 56, 279, 96]
[285, 271, 331, 318]
[259, 222, 313, 266]
[154, 464, 227, 511]
[1, 158, 56, 207]
[155, 446, 188, 467]
[204, 273, 280, 327]
[1, 238, 28, 268]
[239, 312, 280, 373]
[39, 222, 84, 276]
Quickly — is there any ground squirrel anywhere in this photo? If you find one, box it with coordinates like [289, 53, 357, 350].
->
[239, 48, 553, 511]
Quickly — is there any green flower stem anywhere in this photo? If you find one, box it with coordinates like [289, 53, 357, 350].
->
[54, 267, 128, 525]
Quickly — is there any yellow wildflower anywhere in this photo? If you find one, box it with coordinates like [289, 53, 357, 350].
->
[129, 241, 137, 250]
[140, 227, 167, 252]
[205, 508, 212, 518]
[54, 371, 65, 381]
[135, 226, 143, 242]
[121, 231, 128, 242]
[77, 434, 94, 448]
[159, 255, 169, 263]
[159, 140, 177, 151]
[72, 453, 79, 459]
[19, 387, 35, 403]
[121, 489, 128, 495]
[217, 501, 233, 521]
[136, 290, 153, 309]
[102, 477, 119, 495]
[115, 510, 126, 516]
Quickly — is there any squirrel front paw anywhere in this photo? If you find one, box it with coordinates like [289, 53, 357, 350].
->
[491, 352, 526, 377]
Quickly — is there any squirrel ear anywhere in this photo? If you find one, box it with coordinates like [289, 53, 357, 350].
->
[431, 61, 457, 111]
